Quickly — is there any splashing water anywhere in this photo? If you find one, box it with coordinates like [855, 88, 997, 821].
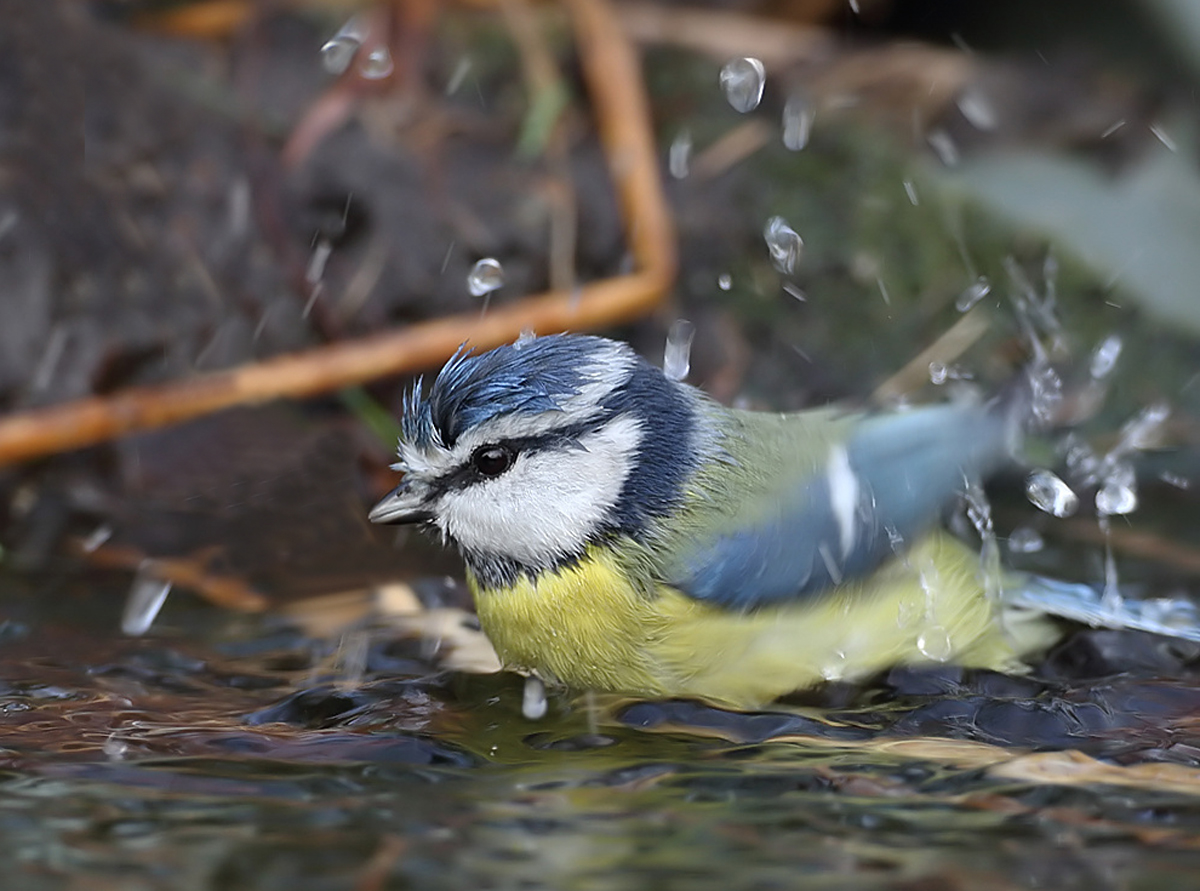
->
[1089, 334, 1123, 380]
[1114, 402, 1170, 454]
[81, 524, 113, 554]
[467, 258, 504, 297]
[1026, 357, 1063, 427]
[359, 46, 394, 80]
[782, 95, 814, 151]
[663, 320, 696, 382]
[763, 216, 803, 275]
[955, 87, 998, 131]
[1160, 471, 1190, 490]
[1098, 516, 1123, 613]
[1007, 527, 1045, 554]
[320, 15, 367, 75]
[668, 130, 692, 179]
[1026, 470, 1079, 517]
[917, 626, 954, 662]
[928, 362, 970, 385]
[720, 58, 766, 113]
[717, 273, 732, 291]
[1063, 435, 1102, 487]
[522, 676, 548, 720]
[782, 283, 806, 302]
[1150, 123, 1177, 153]
[445, 57, 472, 96]
[955, 276, 991, 312]
[1096, 461, 1138, 516]
[964, 480, 1003, 603]
[926, 129, 960, 166]
[122, 567, 172, 637]
[903, 179, 919, 206]
[819, 649, 847, 681]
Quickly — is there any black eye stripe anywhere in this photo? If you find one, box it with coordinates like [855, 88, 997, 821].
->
[424, 416, 604, 497]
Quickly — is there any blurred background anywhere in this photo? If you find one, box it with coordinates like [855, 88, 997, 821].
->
[1, 1, 1200, 888]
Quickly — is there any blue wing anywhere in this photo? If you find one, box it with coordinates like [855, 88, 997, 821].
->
[670, 403, 1009, 610]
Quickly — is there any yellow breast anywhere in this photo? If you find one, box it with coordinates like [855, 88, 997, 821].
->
[469, 534, 1054, 709]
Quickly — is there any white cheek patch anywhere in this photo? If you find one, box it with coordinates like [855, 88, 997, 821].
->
[826, 444, 860, 560]
[437, 413, 644, 567]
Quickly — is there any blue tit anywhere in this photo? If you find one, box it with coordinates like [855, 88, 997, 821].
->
[368, 333, 1057, 708]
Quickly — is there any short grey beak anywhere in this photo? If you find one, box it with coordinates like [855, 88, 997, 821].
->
[368, 483, 434, 525]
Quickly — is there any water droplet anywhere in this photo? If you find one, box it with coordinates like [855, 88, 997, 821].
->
[1063, 436, 1101, 487]
[1159, 471, 1189, 490]
[81, 523, 113, 553]
[1096, 462, 1137, 516]
[917, 626, 953, 662]
[1026, 470, 1078, 517]
[929, 362, 948, 385]
[782, 283, 806, 302]
[445, 56, 472, 96]
[903, 179, 919, 206]
[102, 734, 128, 761]
[1007, 527, 1044, 554]
[964, 482, 994, 537]
[359, 46, 394, 80]
[663, 319, 695, 382]
[896, 597, 920, 627]
[820, 649, 847, 681]
[720, 57, 766, 113]
[122, 567, 171, 636]
[1089, 334, 1122, 379]
[782, 95, 814, 150]
[1150, 123, 1177, 153]
[763, 216, 802, 275]
[717, 273, 732, 291]
[848, 0, 861, 13]
[1099, 516, 1123, 612]
[955, 87, 998, 131]
[668, 129, 692, 179]
[926, 129, 960, 166]
[1027, 360, 1063, 425]
[1115, 402, 1170, 454]
[320, 16, 367, 75]
[955, 275, 991, 312]
[306, 237, 333, 285]
[522, 676, 548, 720]
[467, 258, 504, 297]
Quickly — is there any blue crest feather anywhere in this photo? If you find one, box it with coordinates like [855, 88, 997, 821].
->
[401, 335, 612, 449]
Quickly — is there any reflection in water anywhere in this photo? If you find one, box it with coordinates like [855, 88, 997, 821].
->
[0, 574, 1198, 890]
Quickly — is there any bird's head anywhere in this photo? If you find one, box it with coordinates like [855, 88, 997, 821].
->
[369, 334, 701, 588]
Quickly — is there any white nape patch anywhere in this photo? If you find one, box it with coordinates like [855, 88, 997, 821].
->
[396, 341, 636, 481]
[437, 412, 644, 567]
[826, 444, 860, 560]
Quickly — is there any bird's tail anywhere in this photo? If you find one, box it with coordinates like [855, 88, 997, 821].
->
[1001, 573, 1200, 643]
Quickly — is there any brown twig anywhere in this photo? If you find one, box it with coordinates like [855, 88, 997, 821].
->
[134, 0, 254, 38]
[0, 0, 675, 466]
[616, 1, 837, 69]
[872, 306, 992, 403]
[73, 540, 270, 612]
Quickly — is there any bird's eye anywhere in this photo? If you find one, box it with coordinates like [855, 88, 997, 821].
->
[471, 445, 514, 477]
